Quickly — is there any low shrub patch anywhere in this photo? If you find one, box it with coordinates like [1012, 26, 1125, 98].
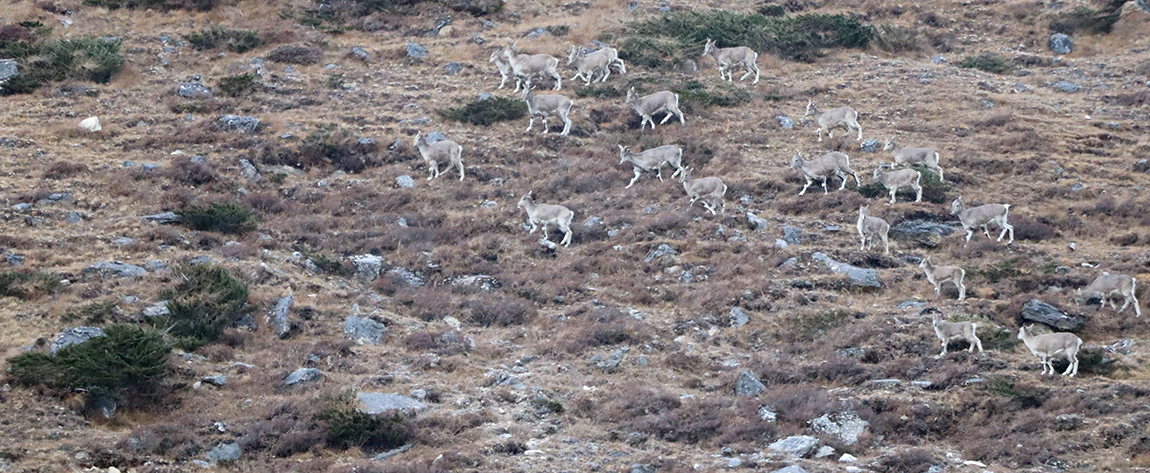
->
[83, 0, 218, 10]
[8, 324, 171, 408]
[438, 96, 527, 126]
[1049, 2, 1123, 35]
[176, 202, 257, 234]
[152, 264, 250, 349]
[183, 27, 264, 53]
[63, 300, 119, 324]
[217, 73, 257, 97]
[0, 271, 60, 299]
[316, 391, 410, 452]
[874, 24, 920, 52]
[1, 36, 125, 95]
[956, 52, 1012, 74]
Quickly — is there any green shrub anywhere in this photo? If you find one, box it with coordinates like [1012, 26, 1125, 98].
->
[299, 125, 379, 173]
[63, 300, 119, 324]
[316, 391, 410, 451]
[176, 203, 257, 234]
[789, 308, 850, 340]
[982, 375, 1049, 408]
[0, 271, 59, 299]
[217, 73, 256, 97]
[305, 252, 347, 275]
[757, 4, 786, 17]
[874, 24, 920, 52]
[437, 96, 527, 126]
[8, 324, 171, 407]
[82, 0, 218, 10]
[183, 27, 264, 53]
[956, 52, 1012, 74]
[621, 11, 874, 66]
[1049, 3, 1122, 35]
[152, 264, 250, 349]
[326, 73, 345, 89]
[0, 36, 125, 95]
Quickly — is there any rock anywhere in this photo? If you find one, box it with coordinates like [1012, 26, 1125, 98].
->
[812, 252, 881, 288]
[351, 46, 370, 62]
[0, 59, 18, 83]
[188, 255, 214, 265]
[931, 54, 946, 64]
[443, 0, 503, 14]
[267, 44, 322, 65]
[357, 392, 427, 415]
[203, 375, 227, 386]
[814, 445, 836, 459]
[94, 396, 117, 419]
[64, 212, 82, 224]
[871, 378, 901, 387]
[50, 326, 106, 355]
[597, 347, 628, 373]
[270, 295, 294, 338]
[1052, 81, 1080, 93]
[78, 116, 102, 133]
[747, 212, 768, 231]
[859, 138, 881, 153]
[1021, 299, 1084, 331]
[524, 27, 547, 38]
[12, 202, 31, 211]
[5, 254, 24, 266]
[438, 25, 455, 37]
[782, 225, 802, 245]
[83, 261, 148, 279]
[730, 307, 750, 327]
[218, 115, 260, 133]
[350, 254, 383, 281]
[143, 301, 170, 317]
[425, 131, 447, 143]
[144, 260, 170, 272]
[396, 175, 415, 188]
[450, 274, 500, 291]
[284, 368, 322, 386]
[207, 442, 241, 464]
[445, 62, 464, 75]
[584, 216, 603, 227]
[776, 116, 794, 129]
[890, 220, 958, 239]
[142, 211, 179, 224]
[372, 444, 414, 461]
[389, 267, 425, 287]
[809, 411, 869, 446]
[239, 159, 261, 183]
[727, 458, 742, 469]
[768, 435, 819, 458]
[1049, 34, 1073, 55]
[344, 316, 385, 345]
[644, 243, 677, 262]
[735, 369, 766, 397]
[178, 82, 212, 99]
[406, 42, 429, 60]
[839, 453, 858, 462]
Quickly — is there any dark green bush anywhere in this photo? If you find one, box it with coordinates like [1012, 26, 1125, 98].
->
[217, 73, 256, 97]
[437, 96, 527, 126]
[305, 252, 348, 275]
[63, 300, 119, 324]
[0, 36, 124, 95]
[757, 4, 786, 17]
[0, 271, 60, 299]
[153, 264, 250, 349]
[183, 27, 264, 53]
[621, 11, 874, 66]
[1050, 4, 1122, 35]
[176, 203, 257, 234]
[874, 24, 920, 52]
[316, 391, 410, 451]
[82, 0, 218, 10]
[8, 324, 171, 407]
[956, 52, 1012, 74]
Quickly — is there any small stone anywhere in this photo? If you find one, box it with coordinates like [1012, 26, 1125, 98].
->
[871, 378, 901, 387]
[1048, 34, 1073, 55]
[284, 368, 322, 386]
[814, 445, 836, 459]
[83, 261, 148, 279]
[357, 392, 427, 415]
[64, 212, 82, 224]
[768, 436, 819, 458]
[445, 62, 464, 75]
[406, 42, 429, 60]
[747, 212, 768, 231]
[218, 115, 260, 133]
[735, 369, 766, 397]
[11, 203, 31, 211]
[239, 159, 261, 183]
[782, 225, 802, 245]
[397, 175, 415, 188]
[78, 116, 101, 132]
[5, 254, 25, 266]
[203, 375, 227, 386]
[727, 458, 742, 469]
[270, 295, 294, 338]
[859, 138, 881, 153]
[776, 116, 794, 129]
[142, 211, 179, 224]
[1052, 81, 1080, 93]
[351, 46, 370, 62]
[644, 243, 677, 262]
[425, 131, 447, 143]
[0, 59, 18, 83]
[143, 301, 170, 317]
[206, 442, 241, 464]
[351, 254, 384, 281]
[931, 54, 945, 63]
[178, 82, 212, 99]
[344, 316, 386, 345]
[730, 307, 750, 327]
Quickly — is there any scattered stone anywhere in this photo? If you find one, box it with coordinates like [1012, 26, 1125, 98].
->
[814, 445, 836, 459]
[396, 175, 415, 188]
[859, 138, 881, 153]
[776, 116, 794, 129]
[727, 458, 742, 469]
[406, 42, 429, 60]
[1052, 81, 1080, 93]
[524, 27, 547, 38]
[144, 260, 170, 272]
[284, 368, 322, 386]
[178, 82, 212, 99]
[747, 212, 768, 231]
[351, 46, 370, 62]
[450, 275, 500, 291]
[1013, 83, 1030, 93]
[782, 225, 802, 245]
[357, 392, 427, 415]
[5, 254, 25, 266]
[142, 211, 179, 224]
[730, 307, 750, 327]
[143, 301, 170, 317]
[83, 261, 148, 279]
[50, 326, 106, 355]
[1054, 414, 1083, 431]
[11, 202, 31, 211]
[644, 243, 677, 262]
[597, 347, 628, 373]
[812, 252, 881, 288]
[239, 159, 261, 183]
[871, 378, 901, 387]
[444, 316, 462, 330]
[203, 375, 227, 386]
[768, 435, 819, 459]
[344, 316, 385, 345]
[350, 254, 384, 281]
[1021, 299, 1084, 331]
[1048, 34, 1073, 55]
[207, 442, 241, 464]
[931, 54, 945, 64]
[839, 453, 858, 462]
[389, 267, 425, 287]
[735, 369, 766, 397]
[218, 115, 260, 133]
[809, 411, 869, 446]
[78, 116, 101, 132]
[270, 295, 294, 338]
[0, 59, 18, 83]
[372, 444, 414, 461]
[112, 237, 135, 247]
[445, 62, 464, 75]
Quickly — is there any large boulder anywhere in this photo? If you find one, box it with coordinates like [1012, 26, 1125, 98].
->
[178, 82, 212, 99]
[734, 369, 766, 397]
[344, 316, 385, 345]
[218, 115, 260, 133]
[206, 442, 241, 464]
[269, 295, 294, 338]
[50, 327, 106, 355]
[0, 59, 19, 83]
[812, 253, 881, 288]
[357, 392, 427, 416]
[83, 261, 148, 279]
[809, 411, 869, 446]
[1048, 34, 1073, 55]
[351, 254, 383, 282]
[1021, 299, 1084, 331]
[768, 435, 819, 458]
[284, 368, 322, 386]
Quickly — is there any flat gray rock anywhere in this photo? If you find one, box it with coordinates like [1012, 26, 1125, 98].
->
[1021, 299, 1084, 331]
[207, 442, 241, 463]
[179, 82, 212, 99]
[768, 435, 819, 458]
[83, 261, 148, 279]
[812, 252, 881, 288]
[270, 295, 294, 338]
[344, 316, 385, 345]
[396, 175, 415, 188]
[0, 59, 18, 83]
[351, 254, 383, 281]
[357, 392, 427, 415]
[735, 369, 765, 397]
[50, 326, 106, 354]
[218, 115, 260, 133]
[142, 211, 179, 224]
[809, 411, 868, 446]
[284, 368, 322, 386]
